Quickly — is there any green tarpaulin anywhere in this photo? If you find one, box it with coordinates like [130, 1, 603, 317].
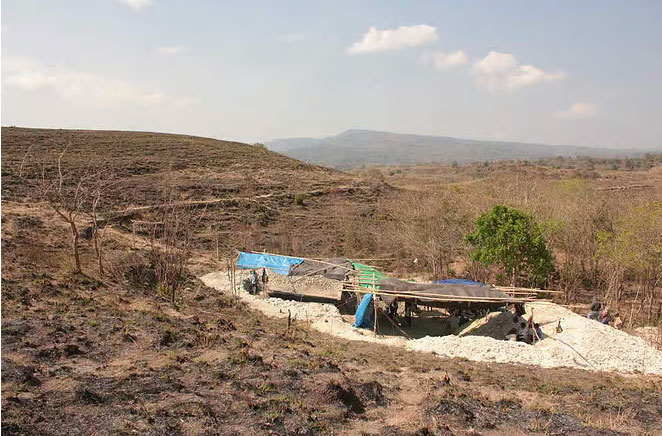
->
[350, 262, 389, 290]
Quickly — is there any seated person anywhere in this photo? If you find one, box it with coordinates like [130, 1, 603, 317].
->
[587, 301, 602, 320]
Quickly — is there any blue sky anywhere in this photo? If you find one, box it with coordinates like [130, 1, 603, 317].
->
[2, 0, 661, 148]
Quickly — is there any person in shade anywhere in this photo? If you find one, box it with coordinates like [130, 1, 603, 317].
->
[587, 301, 602, 320]
[599, 306, 611, 325]
[249, 270, 259, 294]
[261, 268, 269, 292]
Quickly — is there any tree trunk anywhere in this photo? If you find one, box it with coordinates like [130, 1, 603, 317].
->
[93, 231, 104, 276]
[70, 220, 81, 273]
[432, 258, 442, 281]
[510, 268, 517, 287]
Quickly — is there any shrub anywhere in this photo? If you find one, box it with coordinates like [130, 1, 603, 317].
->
[465, 205, 554, 286]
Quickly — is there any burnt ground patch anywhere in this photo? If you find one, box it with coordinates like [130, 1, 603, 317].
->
[424, 389, 629, 435]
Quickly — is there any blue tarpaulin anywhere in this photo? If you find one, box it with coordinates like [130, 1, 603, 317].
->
[353, 293, 374, 328]
[433, 278, 485, 286]
[237, 252, 304, 275]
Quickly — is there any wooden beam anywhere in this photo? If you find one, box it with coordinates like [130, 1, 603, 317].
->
[343, 286, 534, 304]
[494, 286, 564, 294]
[342, 282, 531, 302]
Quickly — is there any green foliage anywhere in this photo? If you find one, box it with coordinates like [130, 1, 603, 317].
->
[293, 194, 305, 206]
[464, 205, 554, 286]
[157, 283, 173, 301]
[597, 202, 662, 274]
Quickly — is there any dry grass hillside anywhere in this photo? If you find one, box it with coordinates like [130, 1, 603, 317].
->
[2, 127, 388, 257]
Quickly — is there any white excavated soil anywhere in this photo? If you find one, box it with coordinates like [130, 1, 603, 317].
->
[201, 270, 662, 375]
[633, 326, 662, 350]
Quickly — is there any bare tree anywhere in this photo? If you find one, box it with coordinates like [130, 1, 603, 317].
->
[21, 144, 114, 276]
[382, 189, 471, 279]
[36, 145, 99, 273]
[148, 194, 206, 303]
[87, 170, 116, 276]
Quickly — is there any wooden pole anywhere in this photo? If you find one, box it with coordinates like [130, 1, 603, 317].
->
[231, 253, 237, 299]
[341, 283, 533, 303]
[494, 286, 564, 294]
[313, 257, 395, 262]
[372, 271, 378, 335]
[342, 286, 537, 304]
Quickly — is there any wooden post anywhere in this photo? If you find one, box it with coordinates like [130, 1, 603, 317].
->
[372, 271, 378, 335]
[230, 253, 237, 299]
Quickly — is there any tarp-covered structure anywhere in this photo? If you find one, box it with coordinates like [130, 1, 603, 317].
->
[236, 251, 518, 310]
[367, 278, 509, 310]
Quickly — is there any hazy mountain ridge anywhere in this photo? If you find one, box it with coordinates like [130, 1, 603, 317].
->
[268, 129, 643, 168]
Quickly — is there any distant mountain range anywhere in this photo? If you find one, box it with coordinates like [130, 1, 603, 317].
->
[267, 129, 644, 168]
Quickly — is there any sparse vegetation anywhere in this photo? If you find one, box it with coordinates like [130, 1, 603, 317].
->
[2, 127, 662, 435]
[383, 188, 471, 279]
[148, 195, 205, 304]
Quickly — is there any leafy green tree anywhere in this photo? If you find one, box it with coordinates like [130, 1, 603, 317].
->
[465, 205, 554, 286]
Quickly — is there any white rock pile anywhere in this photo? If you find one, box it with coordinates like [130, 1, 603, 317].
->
[201, 270, 662, 375]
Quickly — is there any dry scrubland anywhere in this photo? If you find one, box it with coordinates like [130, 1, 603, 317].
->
[354, 159, 662, 328]
[2, 127, 662, 435]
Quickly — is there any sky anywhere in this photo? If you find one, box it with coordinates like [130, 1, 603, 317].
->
[2, 0, 662, 149]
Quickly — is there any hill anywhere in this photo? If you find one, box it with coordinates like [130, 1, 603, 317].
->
[1, 127, 388, 257]
[268, 129, 639, 169]
[2, 127, 349, 205]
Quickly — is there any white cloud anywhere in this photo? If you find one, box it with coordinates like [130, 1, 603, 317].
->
[347, 24, 437, 54]
[557, 102, 601, 119]
[157, 46, 185, 55]
[473, 51, 565, 91]
[425, 50, 468, 71]
[119, 0, 153, 11]
[2, 57, 164, 107]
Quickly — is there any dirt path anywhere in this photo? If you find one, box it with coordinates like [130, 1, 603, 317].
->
[110, 184, 366, 216]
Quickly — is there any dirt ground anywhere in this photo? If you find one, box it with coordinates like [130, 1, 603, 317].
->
[3, 202, 662, 436]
